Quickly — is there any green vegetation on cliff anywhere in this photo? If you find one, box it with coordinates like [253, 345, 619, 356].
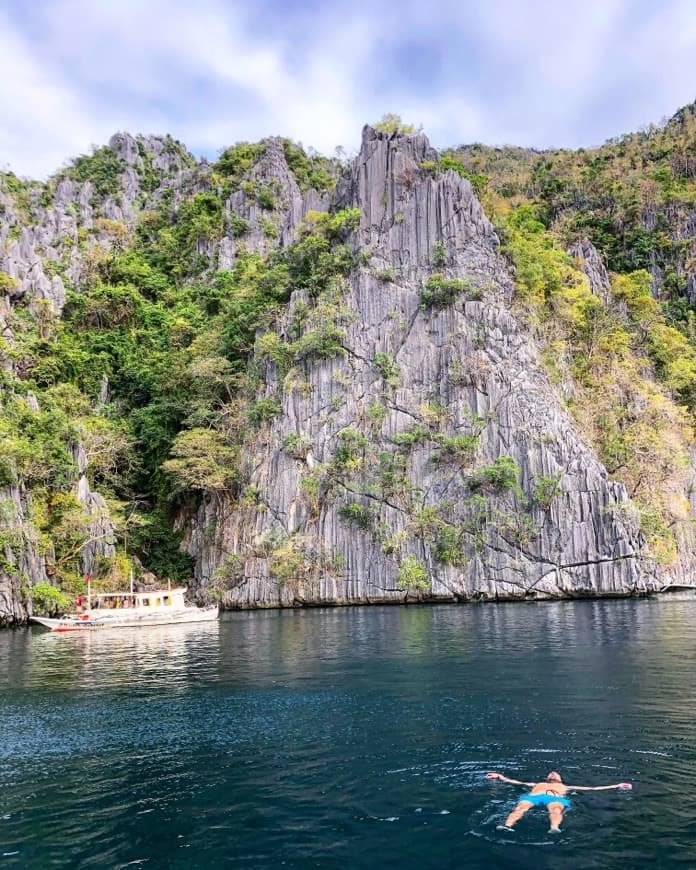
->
[454, 103, 696, 308]
[0, 137, 354, 594]
[449, 107, 696, 563]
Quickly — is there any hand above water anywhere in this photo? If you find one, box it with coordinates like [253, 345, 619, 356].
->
[486, 772, 502, 780]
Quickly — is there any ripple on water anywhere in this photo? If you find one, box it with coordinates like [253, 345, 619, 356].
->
[1, 602, 696, 868]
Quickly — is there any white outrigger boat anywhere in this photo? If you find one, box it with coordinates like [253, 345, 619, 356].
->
[654, 583, 696, 601]
[30, 584, 218, 632]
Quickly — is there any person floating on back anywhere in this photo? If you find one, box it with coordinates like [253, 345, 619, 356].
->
[486, 770, 633, 833]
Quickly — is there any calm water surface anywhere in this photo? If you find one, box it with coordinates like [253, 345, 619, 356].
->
[1, 601, 695, 868]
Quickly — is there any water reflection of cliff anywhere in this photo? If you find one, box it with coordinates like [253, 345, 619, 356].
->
[28, 621, 221, 692]
[21, 600, 695, 699]
[224, 601, 661, 679]
[627, 601, 696, 731]
[221, 607, 477, 682]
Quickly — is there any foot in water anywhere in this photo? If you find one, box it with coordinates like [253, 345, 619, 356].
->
[496, 824, 515, 832]
[549, 827, 562, 834]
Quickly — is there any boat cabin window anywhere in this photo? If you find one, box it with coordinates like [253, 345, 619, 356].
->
[141, 598, 150, 607]
[162, 595, 172, 606]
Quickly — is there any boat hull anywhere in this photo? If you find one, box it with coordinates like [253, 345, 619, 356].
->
[30, 607, 219, 632]
[652, 584, 696, 601]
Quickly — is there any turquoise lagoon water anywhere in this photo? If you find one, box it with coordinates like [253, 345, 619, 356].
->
[1, 600, 695, 868]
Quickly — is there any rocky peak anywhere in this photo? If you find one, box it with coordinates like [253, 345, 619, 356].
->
[108, 131, 195, 174]
[336, 126, 504, 288]
[218, 135, 330, 268]
[108, 132, 142, 166]
[667, 99, 696, 131]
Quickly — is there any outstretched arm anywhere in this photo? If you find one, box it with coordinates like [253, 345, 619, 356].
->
[566, 782, 633, 791]
[486, 772, 536, 787]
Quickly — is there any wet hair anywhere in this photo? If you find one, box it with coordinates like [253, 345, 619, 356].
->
[546, 771, 562, 782]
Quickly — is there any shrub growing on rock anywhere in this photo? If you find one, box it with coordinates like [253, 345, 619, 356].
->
[396, 554, 429, 591]
[421, 274, 471, 307]
[468, 456, 520, 494]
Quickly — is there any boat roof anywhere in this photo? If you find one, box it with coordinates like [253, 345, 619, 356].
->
[94, 588, 187, 597]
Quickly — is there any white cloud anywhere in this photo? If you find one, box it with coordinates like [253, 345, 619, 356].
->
[0, 8, 114, 176]
[3, 0, 380, 172]
[1, 0, 695, 177]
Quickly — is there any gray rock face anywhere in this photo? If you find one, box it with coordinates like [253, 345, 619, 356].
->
[569, 238, 610, 301]
[0, 412, 118, 626]
[642, 205, 696, 297]
[110, 132, 142, 167]
[1, 225, 69, 313]
[72, 444, 117, 576]
[0, 132, 199, 318]
[0, 483, 50, 626]
[0, 133, 204, 623]
[218, 137, 331, 270]
[687, 270, 696, 306]
[182, 127, 659, 606]
[665, 447, 696, 585]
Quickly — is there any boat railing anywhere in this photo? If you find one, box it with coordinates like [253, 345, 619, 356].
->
[658, 583, 696, 593]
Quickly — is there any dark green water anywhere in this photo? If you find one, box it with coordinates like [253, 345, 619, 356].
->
[1, 601, 695, 868]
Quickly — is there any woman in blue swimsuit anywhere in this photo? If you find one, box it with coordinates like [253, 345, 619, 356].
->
[486, 770, 633, 833]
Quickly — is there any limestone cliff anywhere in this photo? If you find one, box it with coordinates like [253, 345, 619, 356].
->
[0, 132, 333, 623]
[0, 133, 191, 625]
[181, 127, 661, 605]
[2, 121, 694, 624]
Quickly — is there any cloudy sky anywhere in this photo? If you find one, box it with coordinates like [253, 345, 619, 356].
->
[2, 0, 695, 178]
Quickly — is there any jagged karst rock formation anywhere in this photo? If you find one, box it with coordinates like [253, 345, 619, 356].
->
[2, 117, 695, 624]
[218, 137, 330, 270]
[0, 132, 196, 317]
[0, 400, 117, 626]
[0, 482, 49, 624]
[72, 443, 117, 575]
[568, 238, 611, 302]
[0, 130, 325, 623]
[0, 132, 200, 624]
[181, 127, 661, 606]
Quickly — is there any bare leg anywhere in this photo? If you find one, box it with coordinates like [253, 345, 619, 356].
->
[547, 802, 564, 832]
[503, 800, 534, 829]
